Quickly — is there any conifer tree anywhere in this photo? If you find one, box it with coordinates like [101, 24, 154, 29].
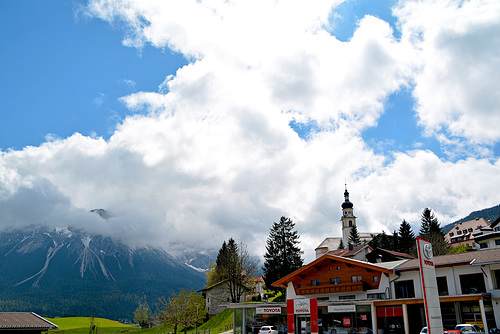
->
[418, 208, 449, 256]
[392, 230, 399, 252]
[398, 219, 416, 254]
[262, 216, 304, 292]
[348, 224, 361, 246]
[338, 239, 345, 250]
[211, 238, 257, 303]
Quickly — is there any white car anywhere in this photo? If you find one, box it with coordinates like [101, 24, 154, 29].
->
[259, 326, 278, 334]
[455, 324, 483, 334]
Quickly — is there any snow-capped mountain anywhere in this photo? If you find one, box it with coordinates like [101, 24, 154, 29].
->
[0, 223, 207, 320]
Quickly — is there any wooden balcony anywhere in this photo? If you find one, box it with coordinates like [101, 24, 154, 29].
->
[297, 282, 364, 295]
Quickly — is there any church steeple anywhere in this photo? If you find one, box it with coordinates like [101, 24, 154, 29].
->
[341, 184, 356, 246]
[342, 184, 353, 209]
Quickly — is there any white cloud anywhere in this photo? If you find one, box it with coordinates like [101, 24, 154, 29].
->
[395, 0, 500, 145]
[1, 0, 499, 264]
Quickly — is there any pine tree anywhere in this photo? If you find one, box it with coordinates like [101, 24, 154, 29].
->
[338, 239, 345, 250]
[212, 238, 257, 303]
[392, 230, 399, 252]
[419, 208, 442, 237]
[262, 216, 304, 292]
[398, 219, 416, 254]
[418, 208, 449, 256]
[348, 224, 361, 246]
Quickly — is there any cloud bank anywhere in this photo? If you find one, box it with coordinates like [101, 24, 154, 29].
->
[1, 0, 500, 261]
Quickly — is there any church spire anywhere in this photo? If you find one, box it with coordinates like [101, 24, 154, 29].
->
[340, 184, 356, 246]
[342, 183, 353, 209]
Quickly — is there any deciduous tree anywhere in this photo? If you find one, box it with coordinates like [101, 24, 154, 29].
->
[134, 302, 151, 329]
[158, 289, 206, 334]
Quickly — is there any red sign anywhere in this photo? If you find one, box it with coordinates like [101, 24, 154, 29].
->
[343, 317, 351, 326]
[360, 314, 367, 321]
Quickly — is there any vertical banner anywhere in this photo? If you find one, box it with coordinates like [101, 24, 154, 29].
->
[287, 299, 295, 334]
[310, 299, 318, 334]
[417, 238, 444, 334]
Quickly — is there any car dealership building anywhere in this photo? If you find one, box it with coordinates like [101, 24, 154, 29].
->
[229, 248, 500, 334]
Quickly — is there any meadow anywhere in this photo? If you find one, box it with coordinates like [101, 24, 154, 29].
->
[47, 308, 234, 334]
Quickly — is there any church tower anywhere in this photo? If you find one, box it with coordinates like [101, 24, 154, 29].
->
[341, 184, 356, 246]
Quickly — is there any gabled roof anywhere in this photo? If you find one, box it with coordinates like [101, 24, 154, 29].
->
[490, 216, 500, 229]
[272, 251, 394, 288]
[328, 244, 372, 258]
[199, 279, 228, 292]
[394, 247, 500, 271]
[367, 248, 414, 260]
[0, 312, 58, 330]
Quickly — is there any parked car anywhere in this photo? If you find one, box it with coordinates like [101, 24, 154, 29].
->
[421, 327, 463, 334]
[455, 324, 483, 334]
[259, 326, 278, 334]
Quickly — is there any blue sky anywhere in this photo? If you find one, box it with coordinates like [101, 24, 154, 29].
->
[2, 0, 437, 157]
[1, 1, 185, 150]
[1, 0, 499, 261]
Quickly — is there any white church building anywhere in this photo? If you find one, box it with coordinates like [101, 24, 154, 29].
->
[315, 185, 377, 259]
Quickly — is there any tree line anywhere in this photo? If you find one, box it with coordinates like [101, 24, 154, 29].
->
[348, 207, 451, 256]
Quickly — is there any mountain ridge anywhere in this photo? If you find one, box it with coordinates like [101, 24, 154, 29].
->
[0, 224, 207, 320]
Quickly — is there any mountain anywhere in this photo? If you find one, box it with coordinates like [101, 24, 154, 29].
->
[442, 204, 500, 234]
[0, 224, 207, 320]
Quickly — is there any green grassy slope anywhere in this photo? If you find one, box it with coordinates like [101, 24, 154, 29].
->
[47, 308, 234, 334]
[47, 316, 137, 333]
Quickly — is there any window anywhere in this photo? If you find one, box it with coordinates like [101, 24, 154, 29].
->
[437, 276, 449, 296]
[468, 228, 473, 232]
[495, 240, 500, 246]
[351, 276, 357, 283]
[330, 278, 340, 284]
[460, 273, 486, 294]
[493, 270, 500, 289]
[458, 231, 462, 235]
[339, 295, 355, 300]
[367, 293, 385, 300]
[373, 276, 379, 282]
[337, 266, 341, 270]
[394, 280, 415, 299]
[480, 242, 488, 249]
[349, 220, 353, 227]
[449, 232, 454, 237]
[357, 276, 362, 282]
[462, 229, 467, 234]
[495, 226, 500, 232]
[311, 280, 320, 286]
